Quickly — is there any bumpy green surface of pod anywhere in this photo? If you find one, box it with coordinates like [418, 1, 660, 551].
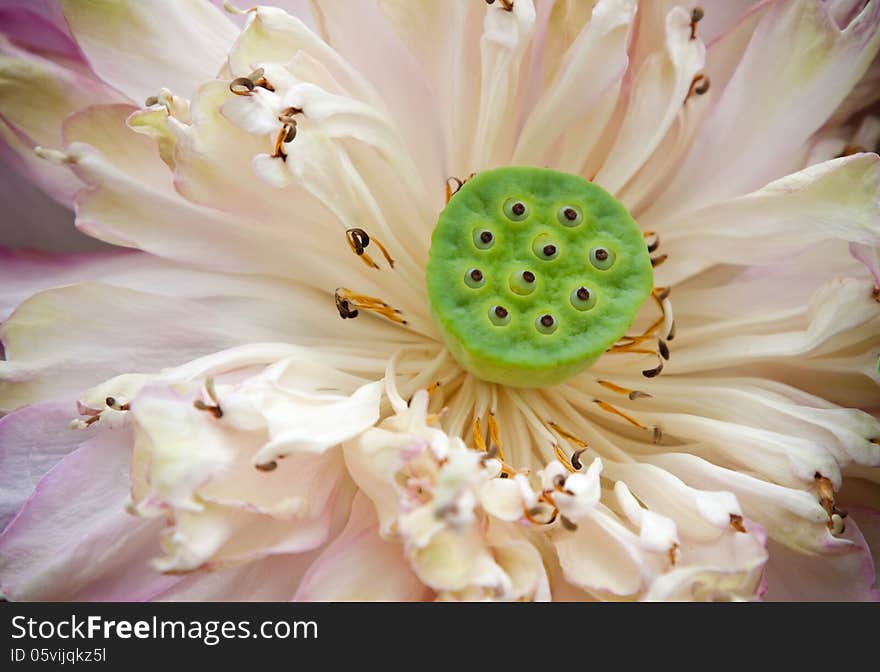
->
[426, 166, 653, 387]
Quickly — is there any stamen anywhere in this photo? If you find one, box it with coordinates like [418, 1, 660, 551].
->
[485, 0, 514, 11]
[105, 396, 130, 411]
[334, 288, 407, 324]
[658, 338, 670, 361]
[553, 443, 578, 473]
[570, 448, 587, 470]
[814, 472, 843, 533]
[668, 543, 680, 566]
[644, 231, 661, 253]
[687, 74, 711, 100]
[560, 515, 578, 531]
[729, 513, 747, 533]
[650, 253, 669, 268]
[255, 460, 278, 472]
[487, 412, 505, 461]
[473, 418, 488, 452]
[689, 7, 704, 40]
[597, 379, 653, 400]
[653, 426, 663, 444]
[229, 77, 255, 96]
[193, 377, 223, 418]
[593, 399, 648, 430]
[835, 143, 864, 158]
[345, 228, 395, 269]
[445, 173, 476, 204]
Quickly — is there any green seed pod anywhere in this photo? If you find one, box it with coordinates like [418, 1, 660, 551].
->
[426, 166, 653, 387]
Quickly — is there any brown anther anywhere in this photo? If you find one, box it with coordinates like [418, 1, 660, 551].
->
[435, 503, 459, 520]
[486, 412, 505, 461]
[560, 516, 578, 531]
[570, 448, 587, 470]
[347, 228, 370, 256]
[667, 320, 677, 341]
[688, 74, 710, 99]
[335, 293, 359, 319]
[486, 0, 514, 11]
[552, 474, 567, 490]
[229, 76, 255, 96]
[105, 397, 116, 408]
[814, 472, 837, 524]
[255, 460, 277, 472]
[193, 399, 223, 419]
[651, 254, 669, 268]
[646, 233, 661, 253]
[144, 95, 159, 107]
[690, 7, 704, 39]
[872, 286, 880, 303]
[642, 359, 664, 378]
[668, 543, 680, 566]
[836, 143, 864, 158]
[658, 339, 670, 361]
[334, 288, 406, 324]
[277, 106, 303, 125]
[729, 513, 747, 533]
[480, 444, 500, 463]
[653, 426, 663, 444]
[654, 286, 671, 302]
[281, 123, 297, 144]
[445, 173, 476, 203]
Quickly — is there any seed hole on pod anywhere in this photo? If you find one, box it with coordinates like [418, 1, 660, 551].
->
[557, 205, 583, 227]
[465, 268, 486, 288]
[590, 246, 616, 270]
[509, 270, 537, 295]
[570, 286, 597, 311]
[532, 234, 559, 261]
[503, 198, 529, 222]
[536, 313, 558, 334]
[473, 228, 495, 250]
[489, 305, 511, 326]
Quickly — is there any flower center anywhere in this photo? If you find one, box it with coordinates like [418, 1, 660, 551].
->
[426, 167, 653, 387]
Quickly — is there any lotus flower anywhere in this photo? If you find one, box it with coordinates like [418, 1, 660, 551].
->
[0, 0, 879, 601]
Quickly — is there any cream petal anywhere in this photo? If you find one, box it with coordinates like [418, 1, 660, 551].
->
[61, 0, 237, 101]
[654, 154, 880, 285]
[378, 0, 483, 174]
[594, 6, 705, 195]
[645, 452, 832, 552]
[553, 507, 647, 596]
[643, 522, 768, 601]
[645, 0, 880, 219]
[513, 0, 636, 168]
[294, 493, 430, 601]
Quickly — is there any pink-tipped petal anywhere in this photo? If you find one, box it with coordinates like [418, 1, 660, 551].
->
[0, 425, 179, 601]
[294, 493, 431, 601]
